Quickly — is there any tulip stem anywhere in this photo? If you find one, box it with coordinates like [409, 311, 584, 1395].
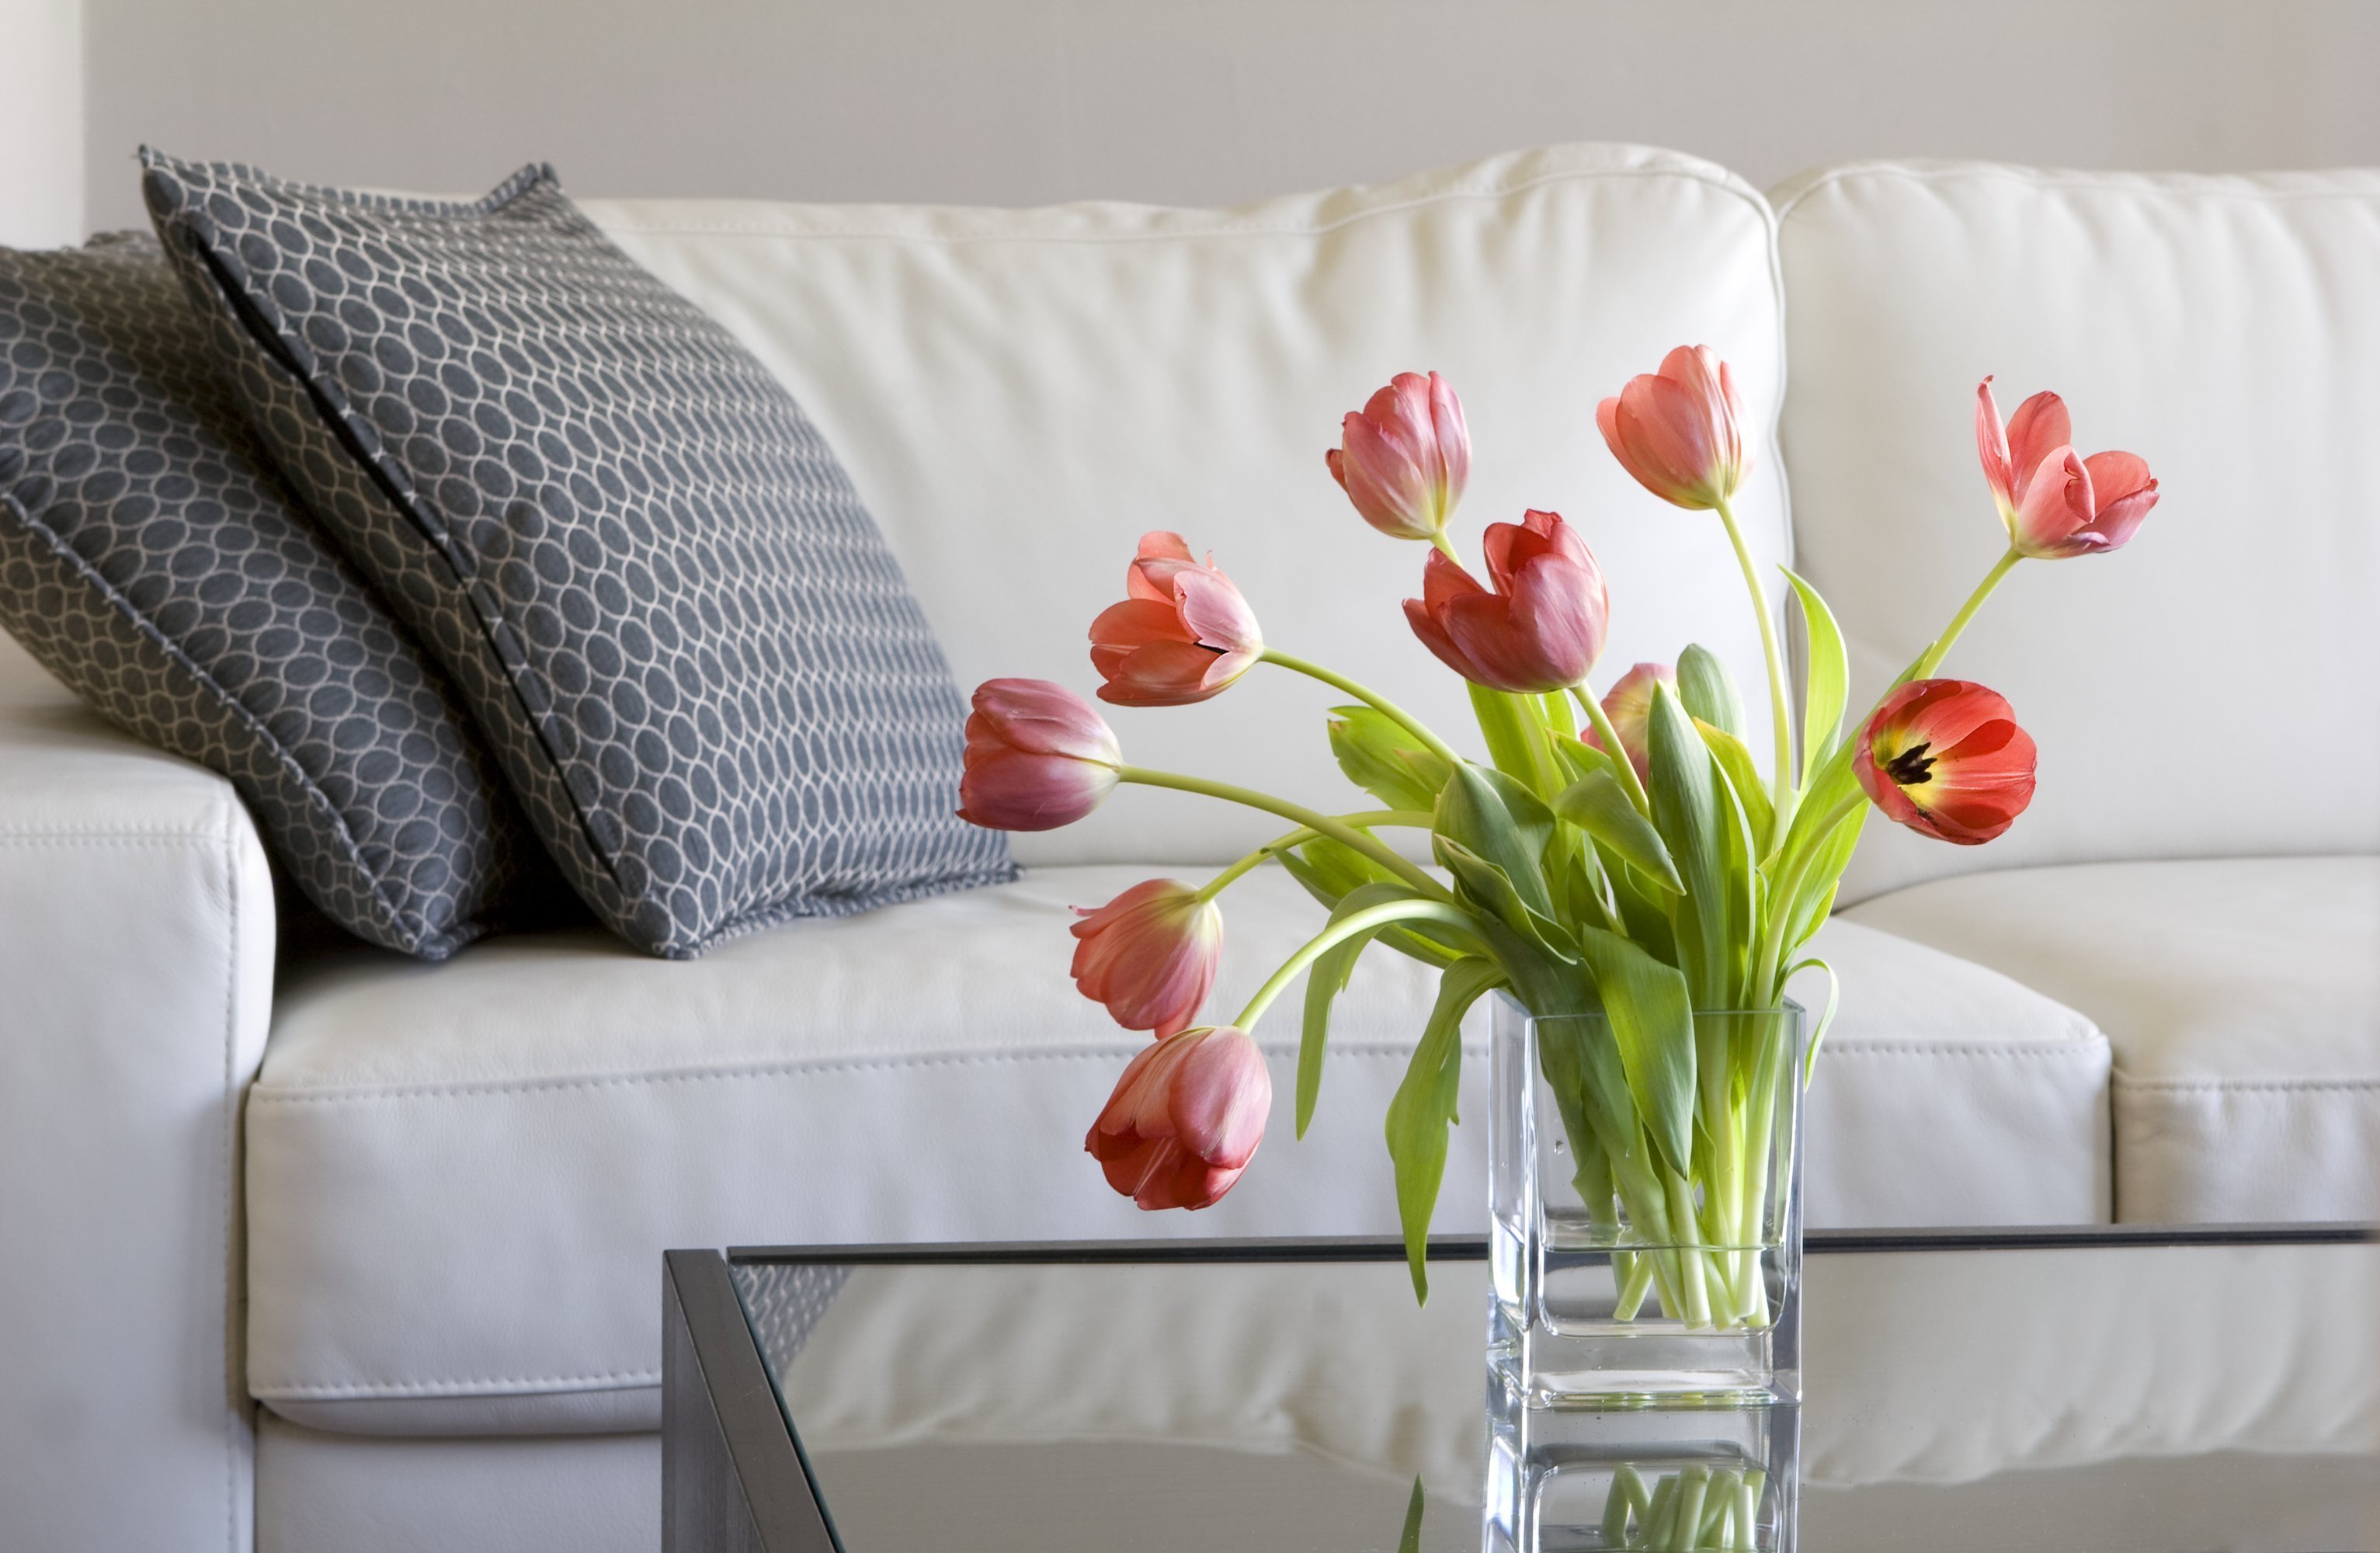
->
[1259, 649, 1464, 768]
[1569, 684, 1653, 816]
[1712, 496, 1798, 837]
[1194, 811, 1436, 903]
[1916, 546, 2023, 679]
[1118, 767, 1453, 902]
[1232, 898, 1482, 1032]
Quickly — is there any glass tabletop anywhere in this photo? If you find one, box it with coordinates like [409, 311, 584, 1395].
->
[718, 1230, 2380, 1553]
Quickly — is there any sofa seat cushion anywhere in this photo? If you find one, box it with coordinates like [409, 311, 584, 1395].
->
[245, 867, 2104, 1437]
[1845, 856, 2380, 1222]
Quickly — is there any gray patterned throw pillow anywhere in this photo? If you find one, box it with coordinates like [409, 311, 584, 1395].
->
[0, 232, 551, 957]
[141, 153, 1016, 957]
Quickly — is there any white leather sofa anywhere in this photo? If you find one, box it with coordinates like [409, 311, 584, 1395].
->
[0, 144, 2371, 1553]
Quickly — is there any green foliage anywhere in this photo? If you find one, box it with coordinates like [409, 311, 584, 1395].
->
[1385, 957, 1503, 1299]
[1468, 683, 1550, 794]
[1694, 719, 1774, 860]
[1784, 568, 1848, 786]
[1553, 769, 1683, 892]
[1572, 926, 1697, 1177]
[1328, 704, 1454, 814]
[1298, 882, 1433, 1136]
[1644, 683, 1732, 1007]
[1677, 644, 1749, 744]
[1276, 838, 1469, 969]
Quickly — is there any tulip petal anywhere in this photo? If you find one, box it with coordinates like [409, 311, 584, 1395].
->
[1975, 377, 2016, 511]
[2010, 447, 2095, 556]
[1171, 568, 1263, 655]
[1126, 531, 1197, 603]
[2004, 392, 2072, 502]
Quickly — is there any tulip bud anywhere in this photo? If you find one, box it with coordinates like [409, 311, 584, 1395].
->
[1327, 371, 1469, 540]
[1975, 378, 2159, 559]
[1088, 532, 1264, 706]
[1402, 509, 1609, 694]
[1855, 679, 2038, 846]
[1069, 878, 1223, 1037]
[1582, 662, 1674, 781]
[956, 679, 1121, 832]
[1086, 1025, 1272, 1211]
[1596, 346, 1748, 511]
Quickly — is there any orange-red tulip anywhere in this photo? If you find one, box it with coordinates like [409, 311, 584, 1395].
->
[1583, 662, 1674, 781]
[1975, 378, 2159, 558]
[1070, 878, 1223, 1037]
[1086, 1025, 1272, 1211]
[956, 679, 1121, 832]
[1089, 533, 1264, 706]
[1855, 679, 2037, 846]
[1327, 371, 1469, 540]
[1403, 509, 1609, 693]
[1596, 346, 1748, 510]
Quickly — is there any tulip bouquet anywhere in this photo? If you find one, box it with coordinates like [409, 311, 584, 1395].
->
[957, 354, 2155, 1314]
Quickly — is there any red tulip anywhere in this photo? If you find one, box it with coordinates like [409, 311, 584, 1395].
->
[1583, 662, 1674, 781]
[1086, 1025, 1272, 1211]
[1070, 878, 1223, 1037]
[1403, 509, 1610, 693]
[1855, 679, 2037, 846]
[1975, 378, 2159, 558]
[1596, 346, 1749, 510]
[956, 679, 1122, 832]
[1327, 371, 1470, 540]
[1089, 532, 1264, 706]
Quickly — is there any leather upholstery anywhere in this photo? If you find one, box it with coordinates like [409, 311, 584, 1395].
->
[1847, 856, 2380, 1221]
[584, 143, 1795, 870]
[245, 870, 2104, 1437]
[0, 634, 271, 1553]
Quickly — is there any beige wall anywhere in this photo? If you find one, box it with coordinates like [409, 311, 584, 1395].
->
[72, 0, 2380, 231]
[2, 0, 83, 245]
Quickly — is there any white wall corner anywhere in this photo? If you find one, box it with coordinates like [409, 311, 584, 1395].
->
[0, 0, 85, 246]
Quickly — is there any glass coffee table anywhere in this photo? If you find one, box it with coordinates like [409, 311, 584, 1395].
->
[663, 1227, 2380, 1552]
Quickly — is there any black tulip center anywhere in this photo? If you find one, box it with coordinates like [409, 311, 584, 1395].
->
[1885, 741, 1936, 787]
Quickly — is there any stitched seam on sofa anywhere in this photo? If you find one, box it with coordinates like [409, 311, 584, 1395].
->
[253, 1372, 662, 1399]
[1773, 162, 2380, 224]
[594, 163, 1774, 247]
[0, 829, 226, 843]
[2, 496, 416, 943]
[247, 1039, 1484, 1105]
[1818, 1041, 2107, 1059]
[216, 796, 240, 1553]
[2113, 1078, 2380, 1093]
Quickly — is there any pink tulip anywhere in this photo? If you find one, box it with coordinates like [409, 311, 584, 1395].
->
[1088, 533, 1265, 706]
[1086, 1025, 1272, 1211]
[1070, 878, 1223, 1037]
[956, 679, 1121, 832]
[1975, 378, 2159, 558]
[1596, 346, 1749, 511]
[1855, 679, 2038, 846]
[1403, 509, 1610, 694]
[1327, 371, 1470, 540]
[1583, 662, 1675, 781]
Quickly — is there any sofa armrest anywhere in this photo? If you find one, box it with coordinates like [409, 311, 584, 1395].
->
[0, 635, 272, 1552]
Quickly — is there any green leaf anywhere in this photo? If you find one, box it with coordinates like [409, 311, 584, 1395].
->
[1437, 839, 1574, 959]
[1298, 882, 1424, 1137]
[1550, 734, 1617, 788]
[1645, 682, 1730, 1007]
[1277, 839, 1470, 969]
[1435, 763, 1553, 916]
[1398, 1478, 1428, 1553]
[1539, 690, 1579, 740]
[1695, 717, 1774, 867]
[1386, 957, 1503, 1301]
[1466, 683, 1544, 791]
[1778, 805, 1866, 964]
[1553, 769, 1683, 892]
[1572, 924, 1698, 1177]
[1783, 955, 1841, 1088]
[1677, 644, 1749, 745]
[1328, 704, 1454, 814]
[1784, 568, 1848, 786]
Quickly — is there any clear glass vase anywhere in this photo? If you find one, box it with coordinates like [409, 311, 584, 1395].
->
[1490, 994, 1804, 1409]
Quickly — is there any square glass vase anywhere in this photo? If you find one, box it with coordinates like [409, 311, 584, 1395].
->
[1490, 993, 1804, 1410]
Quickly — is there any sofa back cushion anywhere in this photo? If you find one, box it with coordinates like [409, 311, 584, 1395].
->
[585, 144, 1791, 867]
[1777, 162, 2380, 902]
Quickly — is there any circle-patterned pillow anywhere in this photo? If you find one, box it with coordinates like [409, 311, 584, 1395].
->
[0, 231, 554, 958]
[141, 153, 1016, 958]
